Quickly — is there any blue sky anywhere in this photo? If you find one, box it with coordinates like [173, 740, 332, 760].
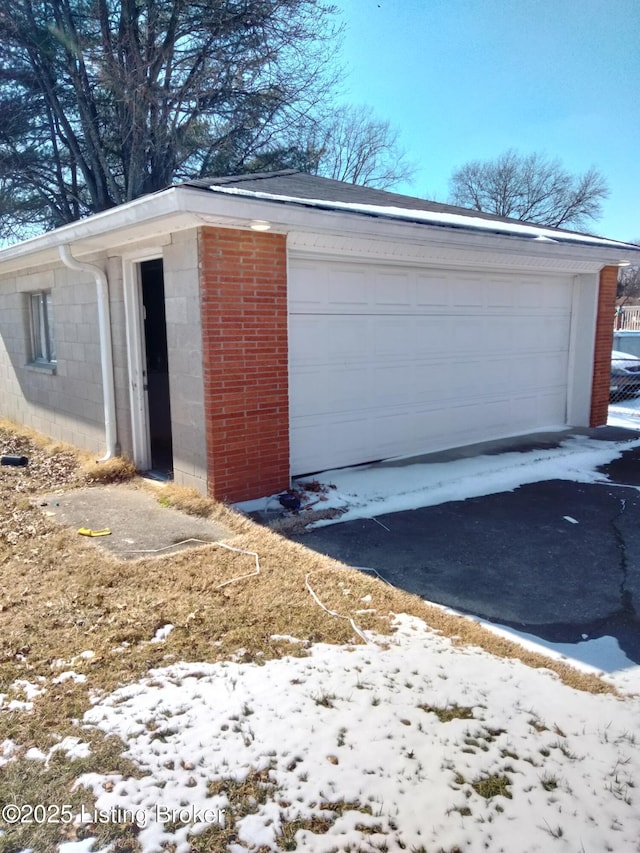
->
[333, 0, 639, 241]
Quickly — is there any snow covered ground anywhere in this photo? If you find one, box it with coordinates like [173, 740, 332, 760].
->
[55, 616, 640, 852]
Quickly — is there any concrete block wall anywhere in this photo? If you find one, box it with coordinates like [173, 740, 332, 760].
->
[199, 226, 290, 502]
[590, 265, 618, 426]
[163, 229, 208, 492]
[0, 265, 106, 452]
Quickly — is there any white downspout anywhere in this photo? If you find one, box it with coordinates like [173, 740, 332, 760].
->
[58, 245, 118, 461]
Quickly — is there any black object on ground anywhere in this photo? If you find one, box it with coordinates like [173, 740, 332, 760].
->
[279, 492, 301, 511]
[1, 455, 28, 466]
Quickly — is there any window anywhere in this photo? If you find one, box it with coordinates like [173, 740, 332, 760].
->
[29, 291, 56, 365]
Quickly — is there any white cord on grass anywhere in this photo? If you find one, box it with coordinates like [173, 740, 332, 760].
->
[125, 539, 260, 589]
[214, 542, 260, 589]
[128, 538, 371, 642]
[305, 570, 371, 644]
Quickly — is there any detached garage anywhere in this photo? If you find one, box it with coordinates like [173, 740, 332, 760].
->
[0, 171, 637, 501]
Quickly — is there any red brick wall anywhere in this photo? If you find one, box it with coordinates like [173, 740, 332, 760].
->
[590, 265, 618, 426]
[199, 226, 290, 501]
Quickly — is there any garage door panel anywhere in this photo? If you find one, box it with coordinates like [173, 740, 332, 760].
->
[511, 358, 543, 390]
[289, 317, 325, 363]
[452, 317, 492, 353]
[289, 262, 327, 310]
[487, 281, 514, 308]
[517, 281, 542, 308]
[488, 317, 515, 350]
[289, 258, 573, 475]
[373, 317, 416, 357]
[452, 277, 484, 307]
[412, 361, 450, 397]
[415, 273, 450, 307]
[289, 367, 331, 417]
[515, 316, 568, 352]
[291, 419, 364, 473]
[536, 390, 567, 423]
[328, 367, 373, 411]
[479, 359, 513, 395]
[537, 353, 570, 387]
[541, 279, 574, 309]
[327, 268, 369, 307]
[374, 365, 415, 406]
[323, 317, 371, 361]
[412, 407, 453, 445]
[375, 272, 412, 306]
[413, 318, 451, 354]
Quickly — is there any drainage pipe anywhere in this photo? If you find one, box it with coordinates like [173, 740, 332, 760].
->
[58, 245, 118, 462]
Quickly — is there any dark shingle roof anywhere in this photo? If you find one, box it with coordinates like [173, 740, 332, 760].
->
[182, 170, 615, 242]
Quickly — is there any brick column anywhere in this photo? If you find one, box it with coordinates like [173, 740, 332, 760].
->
[590, 265, 618, 426]
[199, 226, 290, 501]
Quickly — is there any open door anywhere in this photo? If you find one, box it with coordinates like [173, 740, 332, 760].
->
[140, 258, 173, 477]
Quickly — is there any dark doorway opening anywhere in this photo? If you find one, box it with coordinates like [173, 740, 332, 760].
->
[141, 258, 173, 477]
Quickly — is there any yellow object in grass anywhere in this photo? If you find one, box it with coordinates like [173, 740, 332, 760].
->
[77, 527, 111, 537]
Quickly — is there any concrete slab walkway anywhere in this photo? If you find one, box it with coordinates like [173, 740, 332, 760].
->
[41, 484, 233, 559]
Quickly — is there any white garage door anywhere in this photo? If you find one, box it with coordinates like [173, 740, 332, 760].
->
[289, 258, 574, 475]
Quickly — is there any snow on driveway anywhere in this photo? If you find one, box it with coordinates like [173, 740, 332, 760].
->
[289, 434, 640, 528]
[71, 615, 640, 853]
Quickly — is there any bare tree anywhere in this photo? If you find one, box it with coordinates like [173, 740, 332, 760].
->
[0, 0, 340, 237]
[310, 104, 415, 189]
[618, 255, 640, 306]
[448, 150, 609, 230]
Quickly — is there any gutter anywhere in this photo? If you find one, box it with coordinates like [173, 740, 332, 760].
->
[58, 245, 118, 462]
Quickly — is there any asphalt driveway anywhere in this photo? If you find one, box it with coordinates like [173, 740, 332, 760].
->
[289, 428, 640, 664]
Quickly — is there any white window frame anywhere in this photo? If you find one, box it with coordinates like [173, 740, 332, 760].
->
[29, 290, 56, 366]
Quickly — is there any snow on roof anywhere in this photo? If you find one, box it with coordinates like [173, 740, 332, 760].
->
[205, 181, 636, 250]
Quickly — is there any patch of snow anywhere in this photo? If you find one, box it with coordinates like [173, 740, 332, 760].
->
[150, 624, 174, 643]
[4, 699, 34, 712]
[0, 739, 18, 767]
[270, 634, 304, 644]
[12, 679, 46, 700]
[0, 678, 47, 712]
[58, 840, 104, 853]
[47, 736, 92, 764]
[51, 650, 95, 670]
[288, 436, 640, 528]
[25, 747, 47, 761]
[78, 615, 640, 853]
[52, 671, 87, 684]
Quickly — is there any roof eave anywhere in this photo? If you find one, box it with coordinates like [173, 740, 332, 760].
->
[0, 184, 636, 276]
